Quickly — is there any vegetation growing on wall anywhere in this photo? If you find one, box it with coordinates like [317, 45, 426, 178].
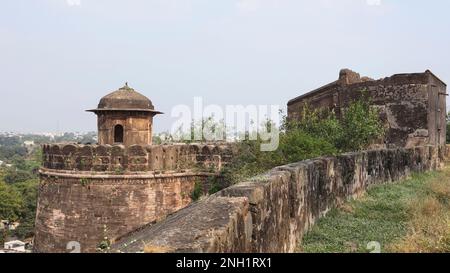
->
[154, 95, 384, 190]
[221, 98, 385, 185]
[190, 181, 203, 201]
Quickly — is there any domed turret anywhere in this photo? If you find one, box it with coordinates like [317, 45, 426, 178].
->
[87, 84, 163, 146]
[94, 83, 159, 112]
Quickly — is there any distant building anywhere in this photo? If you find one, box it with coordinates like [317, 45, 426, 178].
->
[3, 240, 27, 252]
[0, 220, 20, 231]
[23, 140, 35, 147]
[8, 222, 20, 231]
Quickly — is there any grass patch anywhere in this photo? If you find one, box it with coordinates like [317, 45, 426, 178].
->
[299, 165, 450, 253]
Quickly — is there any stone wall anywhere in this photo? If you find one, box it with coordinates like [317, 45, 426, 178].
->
[42, 143, 234, 173]
[112, 145, 445, 253]
[34, 143, 235, 253]
[96, 112, 156, 146]
[287, 70, 447, 148]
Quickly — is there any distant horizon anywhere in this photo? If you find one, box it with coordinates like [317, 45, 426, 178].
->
[0, 131, 96, 135]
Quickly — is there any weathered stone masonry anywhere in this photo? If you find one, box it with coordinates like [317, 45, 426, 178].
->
[288, 70, 447, 148]
[112, 145, 445, 253]
[34, 143, 234, 253]
[34, 84, 239, 253]
[40, 143, 233, 173]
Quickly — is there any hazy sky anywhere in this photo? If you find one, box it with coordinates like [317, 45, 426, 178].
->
[1, 0, 449, 133]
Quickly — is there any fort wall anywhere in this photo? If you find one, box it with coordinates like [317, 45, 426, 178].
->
[34, 143, 235, 253]
[41, 143, 234, 173]
[112, 145, 446, 253]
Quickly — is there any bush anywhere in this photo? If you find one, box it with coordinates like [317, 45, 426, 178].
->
[289, 94, 383, 152]
[221, 139, 283, 184]
[190, 181, 203, 201]
[338, 100, 384, 151]
[222, 130, 338, 184]
[3, 169, 34, 184]
[279, 129, 338, 163]
[221, 96, 384, 185]
[285, 104, 344, 147]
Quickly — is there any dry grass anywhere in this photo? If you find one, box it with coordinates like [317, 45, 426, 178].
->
[338, 203, 355, 214]
[301, 165, 450, 253]
[143, 244, 174, 253]
[386, 171, 450, 253]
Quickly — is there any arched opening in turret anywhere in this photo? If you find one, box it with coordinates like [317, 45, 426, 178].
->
[114, 125, 124, 143]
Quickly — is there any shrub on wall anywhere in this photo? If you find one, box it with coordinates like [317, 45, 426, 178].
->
[222, 129, 339, 184]
[279, 129, 338, 163]
[190, 181, 203, 201]
[284, 104, 344, 147]
[338, 100, 385, 151]
[288, 92, 384, 152]
[222, 97, 384, 185]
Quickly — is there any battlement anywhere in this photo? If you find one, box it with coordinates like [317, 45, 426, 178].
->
[42, 143, 235, 173]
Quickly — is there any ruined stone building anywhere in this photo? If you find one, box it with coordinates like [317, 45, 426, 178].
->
[34, 85, 234, 253]
[288, 69, 447, 148]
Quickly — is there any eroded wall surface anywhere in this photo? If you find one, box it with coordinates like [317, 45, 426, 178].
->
[112, 145, 445, 253]
[34, 143, 235, 253]
[287, 70, 447, 148]
[97, 112, 154, 146]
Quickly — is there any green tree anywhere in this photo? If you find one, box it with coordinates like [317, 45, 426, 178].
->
[0, 181, 23, 221]
[338, 100, 384, 151]
[3, 169, 34, 184]
[11, 179, 38, 239]
[0, 145, 27, 161]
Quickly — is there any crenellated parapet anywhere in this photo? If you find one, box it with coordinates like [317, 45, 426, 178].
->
[41, 143, 235, 173]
